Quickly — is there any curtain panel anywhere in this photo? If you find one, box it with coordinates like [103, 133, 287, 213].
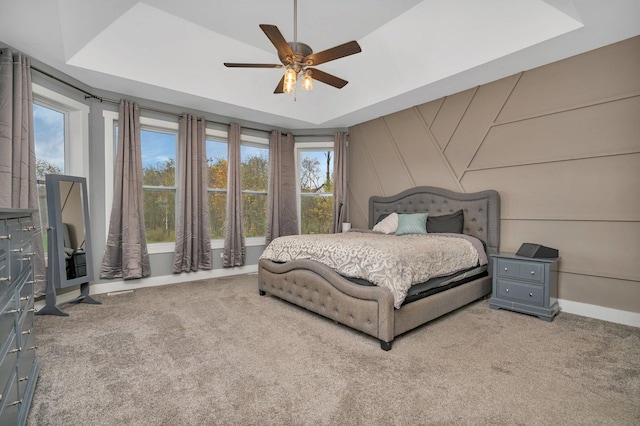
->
[223, 122, 244, 267]
[173, 114, 211, 273]
[100, 99, 151, 279]
[265, 131, 297, 245]
[0, 48, 46, 294]
[332, 131, 348, 233]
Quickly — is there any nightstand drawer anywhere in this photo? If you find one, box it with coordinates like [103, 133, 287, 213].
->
[496, 279, 544, 306]
[496, 258, 545, 283]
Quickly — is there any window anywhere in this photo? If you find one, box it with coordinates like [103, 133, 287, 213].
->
[296, 143, 334, 234]
[104, 113, 269, 251]
[32, 84, 90, 253]
[105, 113, 179, 251]
[140, 128, 178, 244]
[241, 140, 269, 238]
[33, 102, 65, 239]
[206, 134, 269, 241]
[206, 138, 227, 240]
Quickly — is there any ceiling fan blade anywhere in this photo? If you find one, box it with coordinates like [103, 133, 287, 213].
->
[224, 63, 283, 68]
[304, 41, 361, 66]
[259, 24, 295, 64]
[274, 75, 285, 94]
[308, 68, 348, 89]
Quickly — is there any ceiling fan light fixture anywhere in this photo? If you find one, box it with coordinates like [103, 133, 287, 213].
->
[301, 70, 313, 91]
[283, 80, 295, 94]
[284, 66, 297, 85]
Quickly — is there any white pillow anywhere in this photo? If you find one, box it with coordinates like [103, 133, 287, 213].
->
[373, 212, 398, 234]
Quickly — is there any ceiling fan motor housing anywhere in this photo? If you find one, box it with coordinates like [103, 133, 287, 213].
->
[280, 42, 313, 71]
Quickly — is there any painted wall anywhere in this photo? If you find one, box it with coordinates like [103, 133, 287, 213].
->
[347, 36, 640, 315]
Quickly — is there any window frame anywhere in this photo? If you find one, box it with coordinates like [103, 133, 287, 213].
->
[240, 135, 269, 245]
[205, 129, 228, 249]
[104, 114, 269, 253]
[294, 141, 335, 235]
[33, 83, 90, 178]
[33, 84, 90, 259]
[139, 125, 179, 249]
[104, 113, 180, 253]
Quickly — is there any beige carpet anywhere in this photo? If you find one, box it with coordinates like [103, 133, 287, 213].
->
[28, 274, 640, 425]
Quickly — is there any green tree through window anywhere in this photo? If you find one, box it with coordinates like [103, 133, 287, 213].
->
[298, 147, 333, 234]
[140, 129, 177, 244]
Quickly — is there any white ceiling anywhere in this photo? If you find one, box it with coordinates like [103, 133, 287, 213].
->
[1, 0, 639, 130]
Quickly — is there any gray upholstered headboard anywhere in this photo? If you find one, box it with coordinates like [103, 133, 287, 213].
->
[369, 186, 501, 255]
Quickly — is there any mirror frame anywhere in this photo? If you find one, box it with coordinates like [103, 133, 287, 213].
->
[45, 174, 94, 289]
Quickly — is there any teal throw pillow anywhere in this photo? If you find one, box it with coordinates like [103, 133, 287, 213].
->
[395, 213, 428, 236]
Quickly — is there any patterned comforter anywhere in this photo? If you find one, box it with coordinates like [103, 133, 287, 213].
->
[260, 231, 487, 308]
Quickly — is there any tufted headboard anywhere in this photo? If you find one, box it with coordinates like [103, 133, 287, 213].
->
[369, 186, 501, 255]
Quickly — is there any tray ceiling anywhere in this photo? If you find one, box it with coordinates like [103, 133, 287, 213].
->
[1, 0, 638, 129]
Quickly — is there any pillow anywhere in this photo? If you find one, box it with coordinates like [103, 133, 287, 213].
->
[395, 213, 428, 236]
[375, 212, 390, 225]
[427, 209, 464, 234]
[372, 212, 398, 234]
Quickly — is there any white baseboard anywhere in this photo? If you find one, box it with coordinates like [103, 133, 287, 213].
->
[36, 265, 259, 309]
[558, 299, 640, 328]
[37, 270, 639, 329]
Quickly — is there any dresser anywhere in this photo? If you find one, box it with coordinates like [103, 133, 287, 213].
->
[489, 253, 560, 321]
[0, 209, 39, 425]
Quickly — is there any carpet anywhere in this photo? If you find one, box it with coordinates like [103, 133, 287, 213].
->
[28, 274, 640, 425]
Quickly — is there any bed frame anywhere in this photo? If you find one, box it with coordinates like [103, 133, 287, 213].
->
[258, 186, 500, 350]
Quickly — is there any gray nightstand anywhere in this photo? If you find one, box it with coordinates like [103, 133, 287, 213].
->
[489, 253, 560, 321]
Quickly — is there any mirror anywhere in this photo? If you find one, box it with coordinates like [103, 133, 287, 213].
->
[37, 174, 99, 316]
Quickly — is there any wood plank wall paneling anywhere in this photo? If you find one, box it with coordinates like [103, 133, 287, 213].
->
[348, 36, 640, 314]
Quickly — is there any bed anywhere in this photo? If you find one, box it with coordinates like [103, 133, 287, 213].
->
[258, 186, 500, 350]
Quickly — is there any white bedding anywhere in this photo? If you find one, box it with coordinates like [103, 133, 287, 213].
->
[260, 231, 487, 308]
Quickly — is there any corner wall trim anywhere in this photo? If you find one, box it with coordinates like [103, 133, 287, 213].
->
[558, 299, 640, 328]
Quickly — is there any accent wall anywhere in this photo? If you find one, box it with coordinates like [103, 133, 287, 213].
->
[347, 36, 640, 316]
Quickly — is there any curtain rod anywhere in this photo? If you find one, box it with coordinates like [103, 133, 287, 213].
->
[30, 65, 342, 138]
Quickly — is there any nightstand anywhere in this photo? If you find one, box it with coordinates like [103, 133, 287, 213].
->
[489, 253, 560, 321]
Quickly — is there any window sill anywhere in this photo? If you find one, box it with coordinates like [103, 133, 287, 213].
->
[147, 237, 266, 254]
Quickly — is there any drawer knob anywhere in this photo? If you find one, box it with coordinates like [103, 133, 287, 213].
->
[531, 271, 535, 275]
[504, 267, 508, 271]
[529, 292, 533, 297]
[505, 288, 509, 293]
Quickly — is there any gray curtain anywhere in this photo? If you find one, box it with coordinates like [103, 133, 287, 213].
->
[332, 131, 348, 233]
[265, 131, 298, 245]
[223, 122, 244, 267]
[0, 48, 46, 294]
[100, 99, 151, 279]
[173, 114, 211, 272]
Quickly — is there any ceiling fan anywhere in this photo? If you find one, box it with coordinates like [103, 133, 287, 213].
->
[224, 0, 362, 94]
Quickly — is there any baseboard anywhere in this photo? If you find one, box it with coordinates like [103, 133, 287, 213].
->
[558, 299, 640, 328]
[36, 270, 638, 329]
[35, 265, 259, 309]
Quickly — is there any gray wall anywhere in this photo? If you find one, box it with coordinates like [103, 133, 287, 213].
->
[347, 36, 640, 314]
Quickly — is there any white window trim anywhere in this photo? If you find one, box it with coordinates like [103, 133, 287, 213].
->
[294, 141, 334, 235]
[241, 135, 269, 246]
[104, 113, 180, 253]
[33, 83, 90, 178]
